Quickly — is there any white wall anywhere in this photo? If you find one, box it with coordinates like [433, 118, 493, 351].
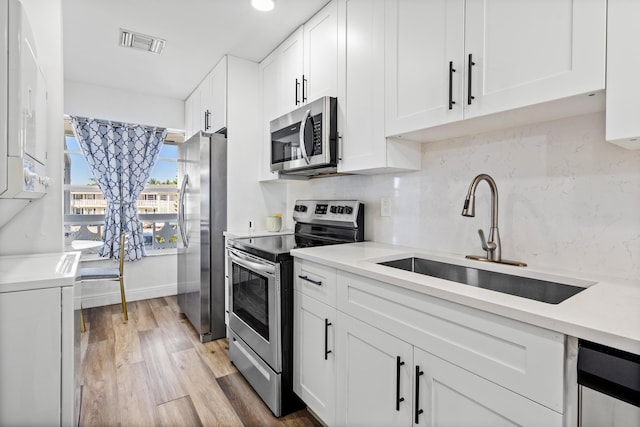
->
[78, 254, 177, 308]
[64, 80, 184, 130]
[287, 112, 640, 282]
[226, 56, 287, 233]
[0, 0, 64, 256]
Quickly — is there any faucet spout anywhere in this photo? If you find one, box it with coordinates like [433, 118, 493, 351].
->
[461, 174, 501, 261]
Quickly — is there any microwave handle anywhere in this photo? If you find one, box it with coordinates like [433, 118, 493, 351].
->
[298, 109, 311, 165]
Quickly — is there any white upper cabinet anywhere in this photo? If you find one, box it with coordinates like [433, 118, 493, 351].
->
[207, 56, 227, 133]
[303, 0, 339, 103]
[385, 0, 606, 140]
[385, 0, 464, 137]
[464, 0, 605, 119]
[606, 0, 640, 150]
[279, 28, 304, 114]
[184, 56, 228, 140]
[338, 0, 420, 174]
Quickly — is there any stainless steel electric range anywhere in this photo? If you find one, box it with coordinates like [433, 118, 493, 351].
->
[226, 200, 364, 416]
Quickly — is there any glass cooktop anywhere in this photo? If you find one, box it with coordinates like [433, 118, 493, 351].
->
[228, 234, 342, 263]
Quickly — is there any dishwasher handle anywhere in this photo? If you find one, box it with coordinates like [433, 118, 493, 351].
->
[577, 339, 640, 408]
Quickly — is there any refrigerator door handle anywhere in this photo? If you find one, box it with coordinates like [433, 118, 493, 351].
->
[178, 174, 190, 247]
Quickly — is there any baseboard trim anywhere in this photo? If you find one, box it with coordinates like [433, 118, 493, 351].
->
[79, 283, 177, 308]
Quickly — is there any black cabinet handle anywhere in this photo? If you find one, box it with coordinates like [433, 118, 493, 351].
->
[448, 61, 456, 110]
[295, 78, 300, 105]
[298, 275, 322, 286]
[396, 356, 405, 411]
[302, 74, 308, 102]
[415, 365, 424, 423]
[467, 53, 476, 105]
[204, 109, 211, 131]
[324, 318, 332, 360]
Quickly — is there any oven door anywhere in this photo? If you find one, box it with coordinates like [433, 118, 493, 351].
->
[228, 248, 281, 372]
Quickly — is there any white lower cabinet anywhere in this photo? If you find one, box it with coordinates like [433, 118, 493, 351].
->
[415, 347, 562, 427]
[292, 259, 566, 426]
[335, 312, 412, 427]
[293, 291, 337, 424]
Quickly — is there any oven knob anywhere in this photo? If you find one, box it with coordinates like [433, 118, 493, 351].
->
[345, 206, 353, 215]
[330, 206, 337, 214]
[294, 205, 300, 212]
[337, 206, 345, 214]
[300, 205, 307, 213]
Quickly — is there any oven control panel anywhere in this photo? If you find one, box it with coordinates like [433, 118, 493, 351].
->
[293, 200, 363, 225]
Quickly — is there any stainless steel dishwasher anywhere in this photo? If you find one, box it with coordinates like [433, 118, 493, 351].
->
[577, 340, 640, 427]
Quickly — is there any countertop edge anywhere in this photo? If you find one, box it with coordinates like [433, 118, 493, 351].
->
[291, 243, 640, 355]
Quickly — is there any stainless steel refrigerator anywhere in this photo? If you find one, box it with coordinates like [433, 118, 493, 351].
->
[177, 131, 227, 342]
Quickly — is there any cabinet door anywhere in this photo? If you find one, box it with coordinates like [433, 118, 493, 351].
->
[0, 287, 62, 426]
[336, 312, 412, 427]
[606, 0, 640, 148]
[303, 0, 338, 103]
[185, 88, 202, 138]
[385, 0, 464, 137]
[293, 291, 336, 425]
[280, 27, 304, 113]
[208, 57, 227, 133]
[464, 0, 605, 119]
[339, 0, 386, 172]
[413, 347, 562, 427]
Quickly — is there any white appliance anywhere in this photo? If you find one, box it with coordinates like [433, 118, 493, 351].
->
[0, 251, 81, 427]
[0, 0, 50, 227]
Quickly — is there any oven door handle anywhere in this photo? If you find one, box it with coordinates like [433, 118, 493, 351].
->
[228, 249, 276, 276]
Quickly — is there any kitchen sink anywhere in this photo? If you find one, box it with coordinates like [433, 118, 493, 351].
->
[377, 257, 587, 304]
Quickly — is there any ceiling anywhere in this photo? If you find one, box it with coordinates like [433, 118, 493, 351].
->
[62, 0, 328, 101]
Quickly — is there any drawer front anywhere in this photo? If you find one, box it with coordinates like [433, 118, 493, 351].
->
[336, 271, 565, 413]
[294, 258, 337, 307]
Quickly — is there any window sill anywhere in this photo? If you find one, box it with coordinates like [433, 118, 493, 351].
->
[77, 248, 177, 262]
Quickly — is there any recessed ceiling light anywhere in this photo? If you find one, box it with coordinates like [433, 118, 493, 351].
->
[119, 29, 166, 55]
[251, 0, 274, 12]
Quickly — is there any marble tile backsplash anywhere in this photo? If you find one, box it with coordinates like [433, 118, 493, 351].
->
[286, 112, 640, 281]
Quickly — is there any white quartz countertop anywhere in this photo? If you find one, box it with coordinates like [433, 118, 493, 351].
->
[291, 242, 640, 355]
[0, 251, 81, 293]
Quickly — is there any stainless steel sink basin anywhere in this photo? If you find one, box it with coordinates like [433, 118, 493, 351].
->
[377, 257, 586, 304]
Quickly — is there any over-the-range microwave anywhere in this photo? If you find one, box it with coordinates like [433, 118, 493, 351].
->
[270, 96, 337, 177]
[0, 0, 50, 228]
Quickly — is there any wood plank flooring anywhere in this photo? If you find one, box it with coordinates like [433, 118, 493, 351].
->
[79, 296, 321, 427]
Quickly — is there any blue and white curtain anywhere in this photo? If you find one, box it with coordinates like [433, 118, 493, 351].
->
[70, 117, 167, 261]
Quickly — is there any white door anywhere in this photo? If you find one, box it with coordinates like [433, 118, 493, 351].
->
[293, 291, 336, 425]
[339, 0, 386, 172]
[336, 312, 412, 427]
[0, 287, 62, 426]
[414, 347, 563, 426]
[280, 27, 304, 113]
[208, 56, 227, 133]
[463, 0, 606, 118]
[385, 0, 464, 137]
[303, 0, 338, 103]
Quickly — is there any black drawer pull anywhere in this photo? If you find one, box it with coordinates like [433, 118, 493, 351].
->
[467, 53, 476, 105]
[415, 365, 424, 423]
[448, 61, 456, 110]
[324, 318, 332, 360]
[298, 275, 322, 286]
[396, 356, 405, 411]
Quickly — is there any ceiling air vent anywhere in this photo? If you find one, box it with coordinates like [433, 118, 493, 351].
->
[119, 29, 165, 55]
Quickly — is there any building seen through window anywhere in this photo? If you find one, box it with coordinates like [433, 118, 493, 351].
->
[63, 132, 180, 253]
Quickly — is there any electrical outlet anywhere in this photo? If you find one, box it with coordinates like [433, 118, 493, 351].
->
[381, 197, 391, 217]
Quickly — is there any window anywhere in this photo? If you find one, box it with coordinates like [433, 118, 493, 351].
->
[63, 123, 182, 254]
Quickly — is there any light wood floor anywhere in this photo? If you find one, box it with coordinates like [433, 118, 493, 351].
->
[79, 296, 321, 427]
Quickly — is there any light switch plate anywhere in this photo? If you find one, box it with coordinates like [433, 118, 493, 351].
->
[381, 197, 391, 217]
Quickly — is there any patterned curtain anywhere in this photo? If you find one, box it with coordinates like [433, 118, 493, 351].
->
[70, 117, 167, 261]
